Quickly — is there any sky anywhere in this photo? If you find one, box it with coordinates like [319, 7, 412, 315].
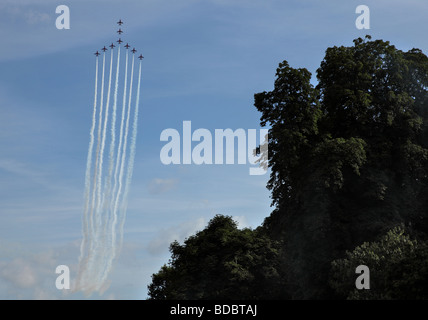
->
[1, 0, 428, 300]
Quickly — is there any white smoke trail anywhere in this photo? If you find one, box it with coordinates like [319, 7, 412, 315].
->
[97, 49, 114, 215]
[114, 53, 135, 220]
[116, 57, 137, 220]
[97, 46, 121, 279]
[119, 60, 142, 250]
[99, 54, 135, 285]
[77, 52, 106, 292]
[105, 46, 121, 211]
[76, 44, 143, 296]
[90, 52, 106, 233]
[110, 49, 129, 225]
[90, 47, 128, 290]
[89, 50, 115, 289]
[80, 56, 99, 268]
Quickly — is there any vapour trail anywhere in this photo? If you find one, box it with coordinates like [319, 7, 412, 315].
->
[105, 46, 121, 212]
[80, 56, 99, 265]
[76, 54, 103, 291]
[99, 45, 121, 264]
[114, 53, 135, 221]
[100, 52, 134, 285]
[97, 48, 114, 215]
[92, 48, 128, 288]
[81, 52, 106, 291]
[111, 49, 129, 223]
[119, 60, 142, 250]
[90, 52, 106, 235]
[90, 50, 115, 289]
[100, 54, 135, 285]
[76, 44, 143, 295]
[78, 52, 106, 292]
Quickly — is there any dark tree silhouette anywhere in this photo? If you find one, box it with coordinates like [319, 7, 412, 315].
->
[257, 36, 428, 298]
[148, 36, 428, 299]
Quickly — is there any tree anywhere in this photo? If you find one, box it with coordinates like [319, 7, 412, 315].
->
[330, 226, 428, 299]
[255, 36, 428, 298]
[148, 36, 428, 300]
[147, 215, 286, 299]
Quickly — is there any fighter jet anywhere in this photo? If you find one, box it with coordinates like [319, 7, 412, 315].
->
[117, 28, 123, 34]
[131, 48, 137, 54]
[117, 38, 123, 44]
[101, 46, 108, 52]
[138, 54, 144, 60]
[94, 51, 100, 56]
[124, 43, 130, 49]
[117, 19, 123, 25]
[109, 43, 115, 49]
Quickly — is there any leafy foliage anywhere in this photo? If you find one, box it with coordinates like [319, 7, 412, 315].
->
[256, 36, 428, 298]
[254, 61, 322, 208]
[147, 215, 285, 299]
[330, 226, 428, 299]
[149, 36, 428, 300]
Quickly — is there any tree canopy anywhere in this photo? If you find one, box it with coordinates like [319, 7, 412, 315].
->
[256, 36, 428, 298]
[330, 226, 428, 299]
[148, 215, 285, 299]
[148, 36, 428, 300]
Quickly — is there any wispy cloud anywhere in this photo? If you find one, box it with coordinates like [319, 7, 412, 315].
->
[0, 2, 51, 24]
[0, 158, 51, 188]
[0, 240, 79, 299]
[146, 214, 249, 256]
[0, 258, 38, 289]
[24, 9, 50, 25]
[0, 0, 200, 61]
[147, 217, 206, 255]
[147, 178, 178, 195]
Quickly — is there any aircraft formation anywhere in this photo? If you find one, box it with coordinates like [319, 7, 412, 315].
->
[94, 20, 144, 60]
[80, 18, 144, 295]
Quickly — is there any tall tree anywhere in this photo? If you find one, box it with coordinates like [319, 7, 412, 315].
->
[255, 36, 428, 298]
[147, 215, 285, 299]
[148, 36, 428, 300]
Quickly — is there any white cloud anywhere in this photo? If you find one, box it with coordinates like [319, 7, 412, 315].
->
[0, 0, 201, 61]
[0, 2, 51, 25]
[0, 239, 80, 299]
[0, 158, 51, 188]
[0, 258, 38, 288]
[147, 217, 206, 255]
[147, 178, 178, 194]
[24, 9, 50, 25]
[232, 215, 249, 229]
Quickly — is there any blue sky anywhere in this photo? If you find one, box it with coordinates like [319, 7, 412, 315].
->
[1, 0, 428, 299]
